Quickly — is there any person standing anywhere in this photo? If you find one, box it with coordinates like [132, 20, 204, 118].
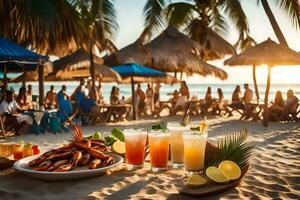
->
[154, 83, 161, 107]
[44, 85, 58, 109]
[146, 83, 154, 112]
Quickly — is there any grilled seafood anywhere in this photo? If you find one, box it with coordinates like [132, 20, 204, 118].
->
[28, 125, 114, 172]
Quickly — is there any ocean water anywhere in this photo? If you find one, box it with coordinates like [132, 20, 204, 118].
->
[8, 82, 300, 102]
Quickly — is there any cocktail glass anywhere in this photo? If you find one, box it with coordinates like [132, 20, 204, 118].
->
[124, 129, 147, 170]
[148, 130, 170, 172]
[183, 131, 207, 175]
[167, 122, 190, 168]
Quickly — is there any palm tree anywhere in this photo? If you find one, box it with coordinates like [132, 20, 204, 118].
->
[259, 0, 300, 47]
[73, 0, 118, 86]
[0, 0, 86, 56]
[142, 0, 250, 52]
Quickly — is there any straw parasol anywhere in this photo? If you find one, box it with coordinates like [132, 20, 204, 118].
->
[104, 40, 152, 66]
[121, 74, 179, 84]
[145, 26, 228, 80]
[198, 28, 236, 61]
[224, 38, 300, 126]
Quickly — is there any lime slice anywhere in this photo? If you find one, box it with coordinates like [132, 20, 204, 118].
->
[112, 141, 126, 155]
[218, 160, 241, 180]
[206, 166, 229, 184]
[187, 175, 207, 188]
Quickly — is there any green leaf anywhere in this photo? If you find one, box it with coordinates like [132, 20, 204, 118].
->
[111, 128, 125, 142]
[205, 129, 253, 172]
[104, 136, 117, 146]
[152, 122, 167, 130]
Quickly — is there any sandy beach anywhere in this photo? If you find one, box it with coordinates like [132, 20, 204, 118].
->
[0, 114, 299, 200]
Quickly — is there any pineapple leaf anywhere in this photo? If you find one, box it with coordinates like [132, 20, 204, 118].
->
[205, 129, 253, 171]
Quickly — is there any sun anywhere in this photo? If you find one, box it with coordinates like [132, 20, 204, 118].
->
[256, 65, 300, 84]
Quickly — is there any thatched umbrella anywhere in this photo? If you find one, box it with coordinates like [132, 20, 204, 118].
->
[104, 40, 152, 66]
[224, 38, 300, 126]
[145, 26, 228, 80]
[197, 28, 236, 61]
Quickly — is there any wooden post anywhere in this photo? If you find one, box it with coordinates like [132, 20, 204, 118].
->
[263, 65, 272, 127]
[252, 65, 259, 101]
[38, 64, 44, 106]
[131, 76, 137, 120]
[3, 63, 7, 79]
[22, 66, 26, 87]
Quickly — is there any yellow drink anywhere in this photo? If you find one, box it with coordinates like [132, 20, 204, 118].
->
[183, 132, 207, 174]
[167, 122, 190, 167]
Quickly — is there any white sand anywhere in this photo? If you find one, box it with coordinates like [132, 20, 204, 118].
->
[0, 114, 299, 200]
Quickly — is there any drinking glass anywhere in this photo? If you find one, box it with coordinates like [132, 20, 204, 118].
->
[148, 130, 170, 172]
[183, 131, 207, 175]
[124, 129, 147, 169]
[167, 122, 190, 168]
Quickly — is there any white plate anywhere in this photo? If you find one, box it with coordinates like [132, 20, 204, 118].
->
[14, 153, 123, 181]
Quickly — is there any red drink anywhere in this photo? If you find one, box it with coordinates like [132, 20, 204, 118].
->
[124, 129, 147, 169]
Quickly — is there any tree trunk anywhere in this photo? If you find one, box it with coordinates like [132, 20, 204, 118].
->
[3, 63, 7, 79]
[38, 64, 44, 106]
[261, 0, 288, 47]
[22, 66, 26, 87]
[89, 47, 95, 88]
[131, 76, 137, 120]
[252, 65, 260, 101]
[263, 65, 272, 127]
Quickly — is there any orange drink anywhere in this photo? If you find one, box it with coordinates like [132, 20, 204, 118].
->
[183, 131, 207, 175]
[124, 129, 147, 169]
[167, 122, 190, 168]
[148, 130, 170, 172]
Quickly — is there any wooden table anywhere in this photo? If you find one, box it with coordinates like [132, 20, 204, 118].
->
[99, 104, 131, 123]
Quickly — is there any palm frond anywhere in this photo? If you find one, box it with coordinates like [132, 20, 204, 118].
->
[218, 0, 249, 40]
[206, 129, 253, 171]
[274, 0, 300, 29]
[210, 7, 228, 37]
[142, 0, 167, 40]
[166, 2, 196, 28]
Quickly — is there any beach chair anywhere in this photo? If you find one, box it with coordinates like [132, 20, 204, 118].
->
[0, 114, 15, 138]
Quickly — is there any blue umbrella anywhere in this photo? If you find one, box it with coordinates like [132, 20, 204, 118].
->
[0, 37, 48, 73]
[112, 63, 166, 120]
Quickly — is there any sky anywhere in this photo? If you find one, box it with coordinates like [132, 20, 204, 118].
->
[113, 0, 300, 84]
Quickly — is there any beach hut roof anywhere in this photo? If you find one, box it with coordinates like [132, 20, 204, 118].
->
[53, 48, 103, 72]
[54, 63, 122, 82]
[104, 40, 152, 66]
[145, 26, 228, 80]
[224, 38, 300, 66]
[199, 28, 236, 61]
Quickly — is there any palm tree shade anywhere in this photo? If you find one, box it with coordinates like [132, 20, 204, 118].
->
[224, 38, 300, 126]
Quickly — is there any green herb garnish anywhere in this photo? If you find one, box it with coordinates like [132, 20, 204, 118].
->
[152, 122, 167, 130]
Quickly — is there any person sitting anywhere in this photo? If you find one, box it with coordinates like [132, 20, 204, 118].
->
[227, 85, 243, 117]
[0, 91, 33, 134]
[212, 88, 226, 115]
[57, 85, 73, 123]
[242, 83, 254, 119]
[44, 85, 58, 109]
[16, 87, 30, 110]
[110, 86, 120, 105]
[179, 81, 190, 100]
[280, 89, 299, 120]
[0, 78, 9, 102]
[269, 91, 285, 121]
[87, 79, 99, 102]
[71, 78, 86, 106]
[80, 95, 101, 125]
[170, 90, 180, 108]
[202, 87, 214, 115]
[136, 83, 146, 115]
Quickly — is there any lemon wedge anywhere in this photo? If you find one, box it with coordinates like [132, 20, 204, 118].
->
[112, 141, 126, 156]
[218, 160, 241, 181]
[206, 167, 229, 184]
[187, 175, 207, 188]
